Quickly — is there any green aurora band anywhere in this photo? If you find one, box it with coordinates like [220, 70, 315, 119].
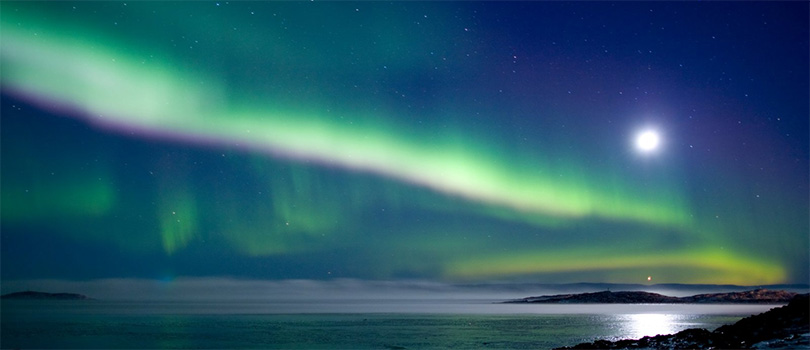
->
[0, 16, 689, 228]
[0, 3, 802, 285]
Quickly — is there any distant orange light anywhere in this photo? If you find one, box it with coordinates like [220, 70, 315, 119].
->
[647, 276, 652, 281]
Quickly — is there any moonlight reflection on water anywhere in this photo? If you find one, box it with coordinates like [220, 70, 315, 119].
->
[623, 313, 697, 339]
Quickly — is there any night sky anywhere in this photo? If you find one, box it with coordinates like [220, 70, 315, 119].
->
[1, 2, 807, 286]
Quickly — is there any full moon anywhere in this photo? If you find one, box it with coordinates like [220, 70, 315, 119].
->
[635, 130, 661, 152]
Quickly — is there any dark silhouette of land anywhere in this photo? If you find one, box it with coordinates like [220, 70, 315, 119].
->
[554, 293, 809, 349]
[505, 289, 797, 304]
[1, 291, 92, 300]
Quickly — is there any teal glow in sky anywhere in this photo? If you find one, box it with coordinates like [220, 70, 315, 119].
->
[1, 2, 807, 285]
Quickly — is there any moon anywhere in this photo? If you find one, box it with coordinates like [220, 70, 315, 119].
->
[635, 129, 661, 153]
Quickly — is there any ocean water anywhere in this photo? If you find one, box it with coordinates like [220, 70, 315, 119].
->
[1, 299, 776, 349]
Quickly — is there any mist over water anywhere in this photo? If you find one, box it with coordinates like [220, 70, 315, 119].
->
[4, 277, 806, 302]
[4, 278, 799, 348]
[1, 298, 772, 349]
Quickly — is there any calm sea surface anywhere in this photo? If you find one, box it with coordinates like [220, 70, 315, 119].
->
[1, 299, 777, 349]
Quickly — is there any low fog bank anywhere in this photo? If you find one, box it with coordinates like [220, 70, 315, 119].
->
[2, 278, 807, 302]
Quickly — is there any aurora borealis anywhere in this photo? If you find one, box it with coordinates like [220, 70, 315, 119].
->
[1, 2, 807, 285]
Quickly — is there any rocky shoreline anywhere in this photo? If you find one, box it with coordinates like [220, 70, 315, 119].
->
[554, 293, 809, 349]
[1, 291, 92, 300]
[505, 289, 797, 304]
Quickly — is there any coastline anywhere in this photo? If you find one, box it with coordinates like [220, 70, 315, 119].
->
[505, 289, 798, 304]
[555, 293, 809, 349]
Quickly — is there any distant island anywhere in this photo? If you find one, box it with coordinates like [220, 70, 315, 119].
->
[505, 289, 797, 304]
[555, 293, 809, 349]
[1, 291, 92, 300]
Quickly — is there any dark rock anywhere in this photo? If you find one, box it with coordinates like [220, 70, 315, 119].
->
[712, 293, 809, 348]
[751, 332, 810, 349]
